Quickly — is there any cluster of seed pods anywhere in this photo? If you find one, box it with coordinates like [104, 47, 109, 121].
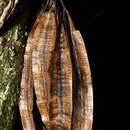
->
[19, 0, 93, 130]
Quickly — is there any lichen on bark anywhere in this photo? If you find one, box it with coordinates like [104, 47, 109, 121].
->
[0, 1, 29, 129]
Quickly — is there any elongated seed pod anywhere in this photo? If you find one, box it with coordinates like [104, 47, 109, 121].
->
[19, 29, 35, 130]
[19, 12, 45, 130]
[67, 13, 93, 130]
[32, 10, 56, 130]
[49, 24, 72, 130]
[59, 25, 73, 129]
[72, 31, 93, 130]
[62, 11, 83, 130]
[19, 58, 35, 130]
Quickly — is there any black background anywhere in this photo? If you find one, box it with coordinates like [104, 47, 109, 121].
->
[14, 0, 107, 129]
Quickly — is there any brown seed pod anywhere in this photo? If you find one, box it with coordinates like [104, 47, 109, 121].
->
[18, 12, 44, 129]
[19, 24, 35, 130]
[32, 10, 56, 130]
[67, 13, 93, 130]
[49, 24, 72, 130]
[19, 3, 58, 129]
[19, 0, 93, 129]
[72, 30, 93, 130]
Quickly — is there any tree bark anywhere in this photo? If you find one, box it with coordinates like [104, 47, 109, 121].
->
[0, 0, 30, 129]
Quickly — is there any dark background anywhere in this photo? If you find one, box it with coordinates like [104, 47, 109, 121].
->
[14, 0, 107, 129]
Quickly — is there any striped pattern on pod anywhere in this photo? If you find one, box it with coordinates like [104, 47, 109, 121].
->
[49, 24, 72, 130]
[32, 10, 56, 130]
[67, 12, 93, 130]
[19, 0, 93, 130]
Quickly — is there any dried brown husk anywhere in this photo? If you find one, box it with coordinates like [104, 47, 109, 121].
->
[19, 0, 93, 130]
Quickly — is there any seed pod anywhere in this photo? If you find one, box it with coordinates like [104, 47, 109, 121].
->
[32, 10, 56, 130]
[19, 11, 48, 130]
[67, 13, 93, 130]
[72, 30, 93, 130]
[19, 27, 35, 130]
[49, 24, 72, 130]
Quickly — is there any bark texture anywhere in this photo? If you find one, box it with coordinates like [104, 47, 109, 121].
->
[0, 0, 29, 129]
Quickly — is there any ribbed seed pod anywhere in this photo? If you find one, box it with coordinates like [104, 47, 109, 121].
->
[19, 11, 49, 130]
[49, 24, 72, 130]
[19, 24, 35, 130]
[67, 13, 93, 130]
[72, 30, 93, 130]
[32, 10, 56, 130]
[59, 25, 72, 129]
